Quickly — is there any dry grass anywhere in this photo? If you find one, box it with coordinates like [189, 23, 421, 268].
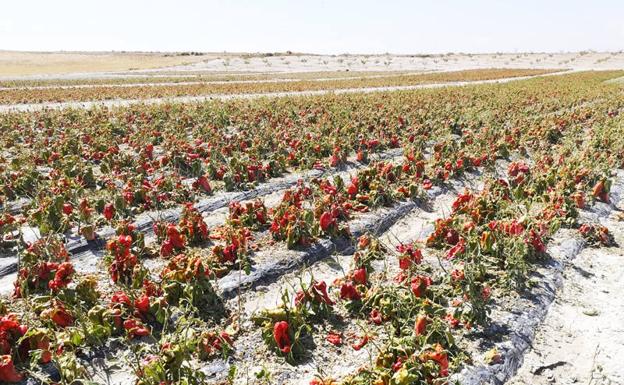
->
[0, 51, 218, 77]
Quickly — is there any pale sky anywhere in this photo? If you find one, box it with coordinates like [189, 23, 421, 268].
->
[1, 0, 622, 54]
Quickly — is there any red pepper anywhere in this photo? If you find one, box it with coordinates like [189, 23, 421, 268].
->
[423, 343, 449, 377]
[0, 355, 22, 383]
[410, 275, 432, 298]
[369, 309, 382, 325]
[397, 244, 423, 269]
[415, 314, 427, 336]
[445, 229, 460, 245]
[196, 175, 212, 193]
[446, 238, 466, 259]
[319, 212, 335, 233]
[160, 239, 174, 257]
[340, 282, 361, 301]
[351, 335, 368, 351]
[352, 268, 367, 285]
[326, 331, 342, 346]
[0, 314, 21, 332]
[48, 262, 74, 291]
[357, 235, 370, 249]
[103, 203, 115, 221]
[312, 281, 334, 305]
[273, 321, 291, 354]
[111, 291, 132, 307]
[51, 307, 74, 327]
[451, 269, 465, 282]
[124, 319, 150, 338]
[481, 286, 492, 300]
[135, 294, 150, 314]
[528, 230, 546, 253]
[347, 182, 358, 196]
[166, 224, 185, 249]
[62, 203, 73, 215]
[109, 308, 123, 328]
[444, 313, 460, 328]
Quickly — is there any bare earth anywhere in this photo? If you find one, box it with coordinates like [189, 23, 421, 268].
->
[157, 52, 624, 73]
[0, 51, 224, 77]
[509, 208, 624, 385]
[2, 51, 624, 80]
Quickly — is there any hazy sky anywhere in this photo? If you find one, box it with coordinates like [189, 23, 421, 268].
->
[1, 0, 622, 54]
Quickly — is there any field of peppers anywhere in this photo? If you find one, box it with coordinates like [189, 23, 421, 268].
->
[0, 70, 439, 88]
[0, 70, 441, 88]
[0, 68, 555, 105]
[0, 70, 623, 385]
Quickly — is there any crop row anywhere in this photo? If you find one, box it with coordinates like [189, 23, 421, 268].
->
[0, 69, 556, 105]
[0, 71, 423, 89]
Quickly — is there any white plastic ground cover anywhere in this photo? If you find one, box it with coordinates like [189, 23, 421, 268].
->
[453, 169, 624, 385]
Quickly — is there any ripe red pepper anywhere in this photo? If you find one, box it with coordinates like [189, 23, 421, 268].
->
[446, 238, 466, 259]
[357, 235, 370, 249]
[312, 281, 334, 305]
[451, 269, 465, 282]
[111, 291, 132, 307]
[340, 282, 361, 301]
[326, 331, 342, 346]
[444, 313, 460, 328]
[103, 203, 115, 221]
[160, 239, 174, 257]
[62, 203, 73, 215]
[124, 319, 150, 338]
[397, 244, 423, 270]
[51, 307, 74, 327]
[369, 309, 382, 325]
[0, 355, 22, 383]
[135, 294, 150, 314]
[445, 229, 460, 245]
[423, 343, 449, 377]
[481, 286, 492, 300]
[166, 224, 185, 249]
[410, 275, 432, 298]
[319, 212, 335, 233]
[415, 314, 427, 336]
[48, 262, 74, 291]
[351, 335, 369, 351]
[352, 268, 367, 285]
[196, 175, 212, 193]
[273, 321, 291, 354]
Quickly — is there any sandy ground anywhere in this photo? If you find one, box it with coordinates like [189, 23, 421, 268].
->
[509, 210, 624, 385]
[158, 52, 624, 74]
[0, 51, 219, 77]
[2, 51, 623, 81]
